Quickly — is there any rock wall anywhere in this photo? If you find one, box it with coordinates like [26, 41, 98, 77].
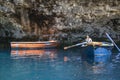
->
[0, 0, 120, 43]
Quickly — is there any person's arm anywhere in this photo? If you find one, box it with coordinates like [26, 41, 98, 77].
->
[90, 38, 92, 42]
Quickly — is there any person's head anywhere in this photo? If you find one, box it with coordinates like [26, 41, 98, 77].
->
[86, 35, 89, 38]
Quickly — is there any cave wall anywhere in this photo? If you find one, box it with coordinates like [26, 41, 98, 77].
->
[0, 0, 120, 42]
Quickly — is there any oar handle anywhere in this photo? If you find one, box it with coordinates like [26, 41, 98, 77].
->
[64, 45, 76, 50]
[64, 47, 68, 50]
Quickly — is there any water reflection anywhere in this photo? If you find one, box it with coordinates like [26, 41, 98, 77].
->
[63, 56, 69, 62]
[1, 47, 120, 80]
[92, 55, 111, 74]
[82, 54, 111, 74]
[11, 49, 58, 59]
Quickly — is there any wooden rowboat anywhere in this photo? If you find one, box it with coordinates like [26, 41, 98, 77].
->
[81, 42, 114, 58]
[10, 40, 59, 49]
[81, 42, 113, 64]
[86, 42, 113, 47]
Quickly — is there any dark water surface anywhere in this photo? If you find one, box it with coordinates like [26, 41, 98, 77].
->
[0, 47, 120, 80]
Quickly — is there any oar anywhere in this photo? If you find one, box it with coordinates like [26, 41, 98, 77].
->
[64, 42, 87, 50]
[106, 33, 120, 52]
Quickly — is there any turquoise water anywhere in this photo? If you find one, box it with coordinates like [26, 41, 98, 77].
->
[0, 48, 120, 80]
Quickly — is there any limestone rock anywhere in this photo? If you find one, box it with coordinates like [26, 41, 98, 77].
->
[0, 0, 120, 43]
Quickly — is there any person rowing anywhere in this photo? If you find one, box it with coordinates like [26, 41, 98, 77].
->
[85, 35, 92, 43]
[64, 35, 92, 49]
[81, 35, 92, 47]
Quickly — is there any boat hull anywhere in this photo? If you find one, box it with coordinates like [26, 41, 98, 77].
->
[81, 46, 112, 63]
[11, 41, 59, 49]
[82, 45, 112, 56]
[81, 42, 113, 60]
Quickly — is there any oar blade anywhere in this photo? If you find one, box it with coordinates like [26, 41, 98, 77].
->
[106, 33, 120, 52]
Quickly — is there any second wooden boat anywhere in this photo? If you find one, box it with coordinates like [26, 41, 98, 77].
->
[11, 40, 59, 49]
